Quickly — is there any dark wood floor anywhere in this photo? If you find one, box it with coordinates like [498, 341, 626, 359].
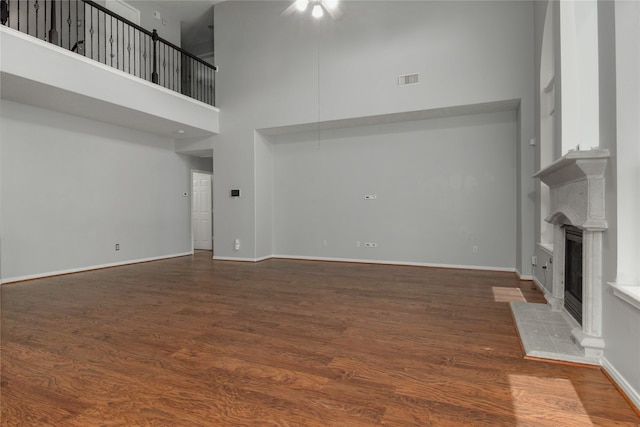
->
[1, 252, 638, 426]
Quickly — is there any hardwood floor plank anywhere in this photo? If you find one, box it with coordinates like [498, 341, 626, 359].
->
[2, 252, 638, 425]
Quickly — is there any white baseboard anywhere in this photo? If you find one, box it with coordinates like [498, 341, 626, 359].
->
[270, 254, 516, 272]
[1, 252, 193, 284]
[212, 256, 267, 262]
[515, 269, 534, 281]
[602, 357, 640, 412]
[532, 277, 551, 296]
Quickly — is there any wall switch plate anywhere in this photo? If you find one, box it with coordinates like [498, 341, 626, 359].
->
[115, 244, 120, 251]
[472, 246, 479, 254]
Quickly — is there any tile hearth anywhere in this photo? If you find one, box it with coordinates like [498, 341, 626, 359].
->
[511, 302, 599, 365]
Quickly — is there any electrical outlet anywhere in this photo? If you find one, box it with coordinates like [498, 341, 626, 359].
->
[115, 244, 120, 251]
[364, 195, 377, 200]
[364, 242, 377, 248]
[472, 246, 479, 254]
[356, 241, 361, 248]
[531, 256, 537, 266]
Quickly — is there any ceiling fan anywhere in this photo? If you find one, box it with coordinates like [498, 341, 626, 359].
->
[282, 0, 343, 20]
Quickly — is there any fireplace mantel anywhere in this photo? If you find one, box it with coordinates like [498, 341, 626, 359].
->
[533, 149, 609, 230]
[534, 148, 610, 359]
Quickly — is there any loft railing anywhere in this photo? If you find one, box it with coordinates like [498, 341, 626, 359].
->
[0, 0, 216, 106]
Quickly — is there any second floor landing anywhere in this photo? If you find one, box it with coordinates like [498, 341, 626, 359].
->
[1, 26, 219, 143]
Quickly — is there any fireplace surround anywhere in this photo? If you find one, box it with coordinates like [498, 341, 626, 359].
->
[533, 148, 609, 359]
[564, 225, 583, 324]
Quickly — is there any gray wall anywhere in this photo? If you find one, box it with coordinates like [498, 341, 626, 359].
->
[0, 100, 205, 281]
[270, 111, 517, 268]
[213, 0, 536, 273]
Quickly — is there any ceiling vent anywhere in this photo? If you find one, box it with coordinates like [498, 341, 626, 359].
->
[398, 73, 420, 86]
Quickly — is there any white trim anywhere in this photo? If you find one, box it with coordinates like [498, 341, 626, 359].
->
[602, 357, 640, 412]
[515, 269, 534, 281]
[609, 282, 640, 312]
[213, 256, 268, 262]
[538, 242, 554, 255]
[213, 254, 517, 272]
[1, 252, 193, 284]
[191, 170, 214, 252]
[272, 255, 516, 272]
[532, 277, 552, 298]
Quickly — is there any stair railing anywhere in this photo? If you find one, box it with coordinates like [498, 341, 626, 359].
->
[1, 0, 217, 106]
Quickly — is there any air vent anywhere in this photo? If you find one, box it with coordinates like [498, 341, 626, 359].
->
[398, 73, 420, 86]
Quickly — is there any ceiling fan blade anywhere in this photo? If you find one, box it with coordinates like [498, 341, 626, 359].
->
[281, 2, 298, 16]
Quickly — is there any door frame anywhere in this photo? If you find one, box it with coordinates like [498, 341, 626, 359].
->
[191, 169, 213, 252]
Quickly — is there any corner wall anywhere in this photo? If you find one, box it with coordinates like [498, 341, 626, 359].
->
[0, 100, 204, 282]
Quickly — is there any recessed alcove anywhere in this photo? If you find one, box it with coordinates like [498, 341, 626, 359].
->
[254, 100, 522, 271]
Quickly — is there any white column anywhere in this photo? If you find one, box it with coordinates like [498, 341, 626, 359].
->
[572, 229, 605, 358]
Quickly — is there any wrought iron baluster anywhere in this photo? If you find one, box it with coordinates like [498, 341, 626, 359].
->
[151, 29, 158, 84]
[1, 0, 8, 26]
[163, 43, 167, 87]
[67, 0, 71, 50]
[34, 0, 39, 38]
[75, 0, 78, 54]
[97, 7, 101, 62]
[109, 15, 112, 66]
[48, 0, 58, 45]
[90, 5, 94, 59]
[133, 28, 136, 76]
[127, 25, 131, 74]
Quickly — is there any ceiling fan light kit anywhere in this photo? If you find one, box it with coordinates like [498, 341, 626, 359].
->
[312, 4, 324, 18]
[286, 0, 341, 20]
[295, 0, 309, 12]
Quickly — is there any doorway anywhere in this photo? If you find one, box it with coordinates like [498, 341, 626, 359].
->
[192, 171, 213, 251]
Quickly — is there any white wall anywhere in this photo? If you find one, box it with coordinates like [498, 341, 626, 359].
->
[270, 111, 517, 269]
[0, 100, 206, 282]
[213, 1, 535, 271]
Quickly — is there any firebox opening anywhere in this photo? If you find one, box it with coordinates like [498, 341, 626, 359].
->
[564, 225, 583, 325]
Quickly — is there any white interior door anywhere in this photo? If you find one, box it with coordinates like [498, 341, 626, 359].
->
[192, 172, 212, 250]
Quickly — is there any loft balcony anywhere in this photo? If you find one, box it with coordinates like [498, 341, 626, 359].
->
[0, 0, 219, 140]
